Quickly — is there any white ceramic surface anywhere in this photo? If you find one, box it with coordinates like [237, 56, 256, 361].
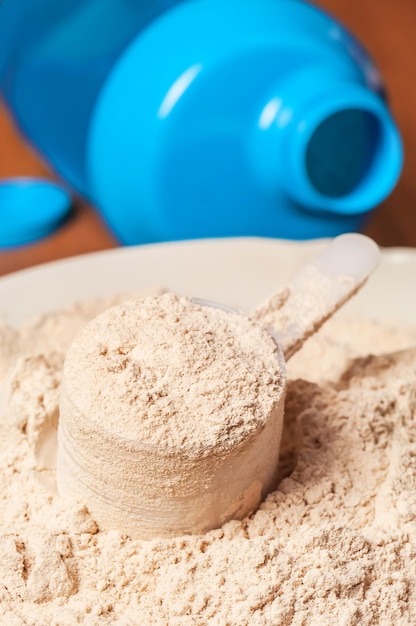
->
[0, 237, 415, 326]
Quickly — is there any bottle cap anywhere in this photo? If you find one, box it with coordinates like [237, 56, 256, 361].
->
[0, 177, 72, 248]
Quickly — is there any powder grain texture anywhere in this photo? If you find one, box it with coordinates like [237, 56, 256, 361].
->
[57, 294, 285, 537]
[62, 293, 283, 452]
[253, 265, 359, 359]
[1, 293, 416, 624]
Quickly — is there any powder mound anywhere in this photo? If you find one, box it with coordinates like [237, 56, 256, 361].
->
[62, 293, 284, 453]
[2, 292, 416, 623]
[5, 353, 61, 437]
[0, 320, 19, 381]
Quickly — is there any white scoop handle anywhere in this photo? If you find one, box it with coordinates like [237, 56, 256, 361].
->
[252, 234, 381, 360]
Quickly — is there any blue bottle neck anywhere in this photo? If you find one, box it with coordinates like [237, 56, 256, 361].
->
[249, 67, 403, 214]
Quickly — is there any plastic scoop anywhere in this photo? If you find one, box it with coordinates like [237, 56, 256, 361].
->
[57, 234, 380, 539]
[252, 233, 380, 360]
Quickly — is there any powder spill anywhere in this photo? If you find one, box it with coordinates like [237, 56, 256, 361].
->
[1, 292, 416, 624]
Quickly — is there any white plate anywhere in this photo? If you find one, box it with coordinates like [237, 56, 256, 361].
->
[1, 237, 416, 326]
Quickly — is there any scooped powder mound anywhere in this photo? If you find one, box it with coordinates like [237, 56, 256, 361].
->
[57, 293, 285, 538]
[61, 293, 283, 452]
[1, 297, 416, 624]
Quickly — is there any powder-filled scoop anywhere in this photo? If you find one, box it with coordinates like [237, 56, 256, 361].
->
[57, 234, 380, 539]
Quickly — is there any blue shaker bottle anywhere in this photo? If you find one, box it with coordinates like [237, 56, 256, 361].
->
[0, 0, 403, 244]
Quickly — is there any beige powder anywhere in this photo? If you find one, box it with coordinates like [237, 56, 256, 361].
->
[61, 293, 283, 451]
[0, 295, 416, 624]
[57, 293, 286, 538]
[253, 264, 361, 359]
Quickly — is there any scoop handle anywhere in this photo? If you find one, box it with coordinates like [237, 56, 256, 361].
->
[252, 234, 381, 360]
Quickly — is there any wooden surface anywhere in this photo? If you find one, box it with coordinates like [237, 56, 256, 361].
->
[1, 0, 416, 277]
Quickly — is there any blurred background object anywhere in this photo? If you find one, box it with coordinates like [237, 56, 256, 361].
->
[0, 0, 403, 246]
[1, 0, 415, 276]
[0, 177, 72, 247]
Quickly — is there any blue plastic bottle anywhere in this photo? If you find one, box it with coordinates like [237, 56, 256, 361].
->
[0, 0, 403, 244]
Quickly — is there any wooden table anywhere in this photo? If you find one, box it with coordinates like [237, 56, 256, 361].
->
[1, 0, 415, 277]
